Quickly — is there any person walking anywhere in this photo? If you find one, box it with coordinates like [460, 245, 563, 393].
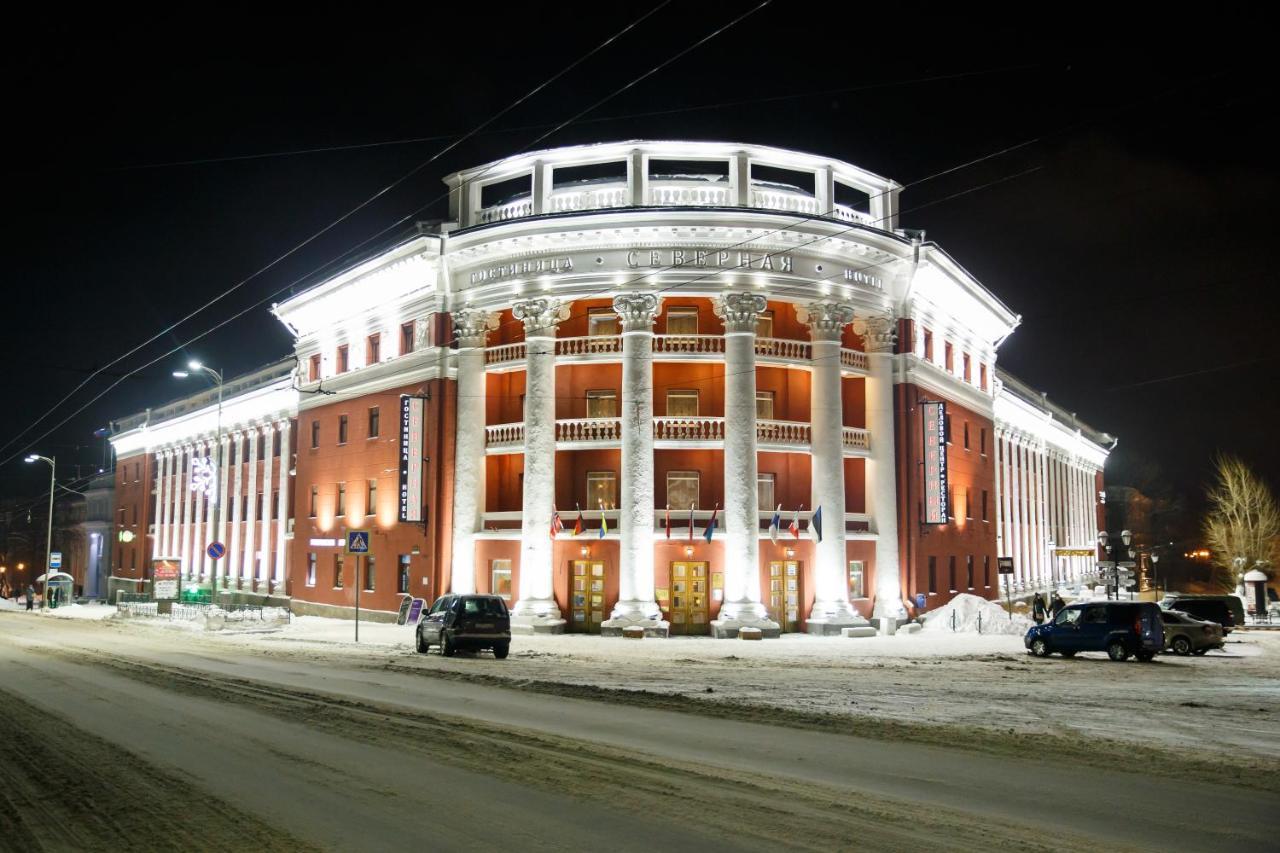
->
[1050, 592, 1066, 619]
[1032, 592, 1048, 625]
[24, 584, 35, 612]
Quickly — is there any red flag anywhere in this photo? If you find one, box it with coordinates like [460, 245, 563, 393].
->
[788, 504, 802, 539]
[664, 504, 671, 539]
[550, 505, 564, 539]
[572, 503, 584, 536]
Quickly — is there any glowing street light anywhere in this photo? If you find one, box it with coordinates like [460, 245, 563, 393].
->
[175, 360, 224, 602]
[24, 453, 55, 609]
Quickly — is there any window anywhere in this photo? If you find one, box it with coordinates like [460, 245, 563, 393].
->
[309, 354, 321, 382]
[364, 556, 376, 592]
[272, 490, 279, 520]
[948, 556, 957, 592]
[848, 561, 865, 599]
[928, 556, 937, 594]
[754, 310, 773, 338]
[306, 553, 316, 587]
[398, 555, 410, 594]
[588, 308, 618, 337]
[338, 415, 349, 445]
[984, 555, 991, 587]
[980, 427, 987, 455]
[273, 430, 281, 456]
[667, 471, 700, 510]
[755, 391, 775, 420]
[963, 352, 971, 383]
[367, 333, 381, 365]
[587, 471, 617, 509]
[666, 307, 698, 335]
[963, 421, 970, 450]
[666, 390, 699, 417]
[400, 322, 415, 355]
[966, 555, 974, 589]
[757, 473, 775, 511]
[368, 406, 380, 438]
[949, 488, 956, 521]
[944, 341, 954, 373]
[1082, 606, 1107, 625]
[367, 480, 377, 516]
[337, 345, 349, 374]
[334, 554, 344, 588]
[585, 390, 617, 418]
[309, 486, 318, 518]
[965, 488, 973, 520]
[337, 483, 346, 517]
[491, 559, 513, 600]
[982, 490, 989, 522]
[980, 363, 988, 391]
[311, 420, 320, 449]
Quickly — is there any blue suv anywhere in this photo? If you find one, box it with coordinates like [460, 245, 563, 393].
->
[1025, 601, 1164, 661]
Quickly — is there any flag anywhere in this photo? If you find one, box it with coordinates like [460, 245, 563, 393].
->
[704, 504, 719, 543]
[664, 504, 671, 539]
[598, 500, 608, 539]
[572, 503, 584, 536]
[550, 505, 563, 539]
[809, 505, 823, 544]
[688, 503, 696, 541]
[789, 505, 802, 539]
[769, 504, 782, 544]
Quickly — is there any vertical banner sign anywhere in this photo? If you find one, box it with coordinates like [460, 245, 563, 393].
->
[399, 395, 425, 522]
[921, 400, 949, 524]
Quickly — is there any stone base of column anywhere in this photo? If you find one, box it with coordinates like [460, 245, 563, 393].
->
[872, 597, 908, 620]
[806, 616, 870, 636]
[510, 597, 566, 635]
[601, 599, 669, 637]
[710, 617, 781, 639]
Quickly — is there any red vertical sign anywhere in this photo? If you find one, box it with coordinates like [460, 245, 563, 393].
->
[922, 401, 949, 524]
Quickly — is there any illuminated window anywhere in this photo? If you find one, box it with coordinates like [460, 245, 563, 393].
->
[367, 480, 377, 516]
[306, 553, 316, 587]
[587, 471, 617, 509]
[397, 555, 410, 594]
[309, 354, 321, 381]
[757, 473, 775, 511]
[364, 556, 376, 592]
[980, 363, 988, 391]
[585, 390, 617, 418]
[337, 345, 349, 374]
[366, 333, 381, 365]
[337, 483, 346, 517]
[755, 391, 774, 420]
[848, 560, 865, 598]
[944, 341, 953, 373]
[666, 390, 699, 417]
[666, 307, 698, 335]
[491, 559, 513, 600]
[667, 471, 700, 510]
[588, 308, 618, 337]
[333, 554, 344, 588]
[754, 310, 773, 338]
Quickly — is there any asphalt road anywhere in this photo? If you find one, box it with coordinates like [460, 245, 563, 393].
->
[1, 614, 1275, 852]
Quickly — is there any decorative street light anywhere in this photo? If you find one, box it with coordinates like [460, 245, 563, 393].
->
[174, 360, 224, 604]
[1150, 551, 1160, 596]
[1097, 528, 1135, 600]
[24, 453, 55, 609]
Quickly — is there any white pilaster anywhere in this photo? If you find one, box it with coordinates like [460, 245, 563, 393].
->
[603, 293, 667, 634]
[1011, 437, 1024, 589]
[228, 433, 243, 586]
[217, 433, 231, 589]
[275, 420, 290, 592]
[153, 451, 166, 558]
[711, 292, 777, 637]
[179, 446, 193, 577]
[193, 442, 207, 579]
[243, 429, 259, 586]
[259, 424, 274, 588]
[510, 298, 567, 632]
[450, 308, 497, 595]
[855, 314, 905, 619]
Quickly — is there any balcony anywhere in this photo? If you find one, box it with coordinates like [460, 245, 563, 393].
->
[477, 508, 875, 539]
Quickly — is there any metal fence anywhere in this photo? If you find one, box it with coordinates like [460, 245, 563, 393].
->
[114, 592, 290, 628]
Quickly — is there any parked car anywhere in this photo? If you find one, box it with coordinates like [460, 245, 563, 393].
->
[1025, 601, 1164, 661]
[1160, 609, 1225, 656]
[1159, 594, 1242, 634]
[416, 594, 511, 659]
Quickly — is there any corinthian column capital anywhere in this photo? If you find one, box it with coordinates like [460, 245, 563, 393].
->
[713, 292, 767, 334]
[452, 307, 499, 346]
[512, 298, 568, 337]
[797, 301, 855, 342]
[852, 314, 897, 353]
[612, 292, 662, 333]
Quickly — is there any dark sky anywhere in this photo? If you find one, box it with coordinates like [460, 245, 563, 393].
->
[2, 5, 1276, 524]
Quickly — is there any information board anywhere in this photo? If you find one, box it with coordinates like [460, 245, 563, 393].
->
[399, 395, 425, 522]
[921, 400, 949, 524]
[153, 561, 180, 600]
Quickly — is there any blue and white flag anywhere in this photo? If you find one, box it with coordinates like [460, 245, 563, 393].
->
[809, 505, 823, 544]
[769, 504, 782, 544]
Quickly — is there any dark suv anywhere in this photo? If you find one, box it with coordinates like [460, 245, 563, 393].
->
[1159, 595, 1242, 634]
[1025, 601, 1164, 661]
[416, 594, 511, 659]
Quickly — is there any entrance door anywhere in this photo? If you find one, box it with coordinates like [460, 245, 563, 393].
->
[767, 560, 802, 632]
[668, 561, 709, 635]
[570, 561, 607, 632]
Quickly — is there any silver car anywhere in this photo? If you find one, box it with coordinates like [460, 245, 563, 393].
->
[1161, 609, 1225, 656]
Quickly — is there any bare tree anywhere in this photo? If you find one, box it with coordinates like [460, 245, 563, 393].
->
[1203, 455, 1280, 591]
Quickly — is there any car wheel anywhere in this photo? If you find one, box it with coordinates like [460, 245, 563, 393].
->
[440, 633, 455, 657]
[493, 642, 510, 660]
[1030, 638, 1050, 657]
[1171, 636, 1193, 656]
[1107, 641, 1130, 662]
[416, 629, 429, 654]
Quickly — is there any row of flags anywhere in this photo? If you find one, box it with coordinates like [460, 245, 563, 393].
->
[551, 502, 824, 543]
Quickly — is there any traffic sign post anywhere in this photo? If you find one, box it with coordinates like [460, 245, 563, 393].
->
[346, 531, 370, 643]
[997, 557, 1015, 619]
[206, 542, 226, 561]
[50, 552, 62, 570]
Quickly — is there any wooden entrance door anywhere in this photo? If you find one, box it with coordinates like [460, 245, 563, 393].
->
[571, 560, 606, 632]
[667, 561, 709, 635]
[767, 560, 802, 632]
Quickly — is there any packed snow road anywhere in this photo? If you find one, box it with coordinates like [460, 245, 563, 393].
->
[1, 614, 1277, 852]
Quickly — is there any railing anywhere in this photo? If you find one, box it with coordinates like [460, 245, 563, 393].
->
[485, 423, 525, 448]
[548, 185, 628, 212]
[756, 337, 810, 360]
[653, 416, 725, 442]
[839, 349, 868, 371]
[842, 427, 870, 451]
[556, 418, 622, 444]
[750, 188, 819, 215]
[485, 336, 870, 373]
[476, 197, 534, 224]
[485, 342, 526, 366]
[652, 334, 724, 355]
[833, 204, 874, 226]
[557, 335, 622, 357]
[756, 419, 810, 446]
[647, 180, 731, 206]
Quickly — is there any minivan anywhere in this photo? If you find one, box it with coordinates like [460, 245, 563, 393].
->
[1025, 601, 1164, 661]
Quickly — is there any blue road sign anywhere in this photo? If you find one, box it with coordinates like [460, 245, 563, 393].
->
[207, 541, 226, 560]
[50, 551, 62, 569]
[346, 530, 371, 555]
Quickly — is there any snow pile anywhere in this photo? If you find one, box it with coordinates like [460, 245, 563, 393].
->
[0, 597, 21, 611]
[921, 593, 1033, 636]
[45, 602, 115, 620]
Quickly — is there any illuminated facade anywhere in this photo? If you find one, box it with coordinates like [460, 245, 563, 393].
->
[109, 141, 1111, 631]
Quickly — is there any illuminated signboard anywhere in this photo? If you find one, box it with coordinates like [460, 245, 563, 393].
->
[921, 400, 949, 525]
[399, 395, 425, 523]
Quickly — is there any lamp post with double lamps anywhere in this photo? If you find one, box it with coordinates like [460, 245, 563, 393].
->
[174, 361, 223, 604]
[23, 453, 55, 609]
[1096, 529, 1136, 600]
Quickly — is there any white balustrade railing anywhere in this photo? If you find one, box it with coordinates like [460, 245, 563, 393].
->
[647, 180, 731, 206]
[842, 427, 870, 451]
[547, 185, 628, 212]
[756, 419, 810, 446]
[756, 337, 810, 360]
[654, 416, 725, 442]
[476, 198, 534, 224]
[833, 204, 874, 225]
[485, 423, 525, 447]
[556, 418, 622, 444]
[839, 349, 868, 371]
[652, 334, 724, 355]
[485, 342, 526, 365]
[750, 188, 819, 215]
[556, 335, 622, 357]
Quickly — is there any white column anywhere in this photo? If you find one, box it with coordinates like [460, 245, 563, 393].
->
[450, 309, 497, 595]
[227, 434, 243, 586]
[275, 420, 290, 592]
[1037, 445, 1048, 588]
[855, 314, 904, 619]
[178, 446, 193, 576]
[243, 427, 259, 587]
[799, 302, 865, 630]
[510, 298, 566, 631]
[217, 433, 231, 589]
[994, 431, 1006, 593]
[711, 292, 777, 635]
[1011, 438, 1024, 589]
[604, 293, 666, 633]
[193, 441, 207, 579]
[153, 451, 166, 558]
[258, 424, 274, 588]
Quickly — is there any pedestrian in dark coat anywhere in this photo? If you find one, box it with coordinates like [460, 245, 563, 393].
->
[1032, 593, 1048, 624]
[25, 585, 35, 611]
[1050, 593, 1066, 618]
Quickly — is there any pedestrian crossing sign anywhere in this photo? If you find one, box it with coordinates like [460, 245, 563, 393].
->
[345, 530, 371, 555]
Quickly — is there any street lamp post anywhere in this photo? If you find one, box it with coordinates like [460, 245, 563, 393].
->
[174, 361, 223, 604]
[24, 454, 56, 609]
[1150, 551, 1160, 596]
[1096, 528, 1135, 601]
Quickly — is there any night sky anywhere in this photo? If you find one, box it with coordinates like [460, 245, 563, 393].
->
[3, 6, 1276, 532]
